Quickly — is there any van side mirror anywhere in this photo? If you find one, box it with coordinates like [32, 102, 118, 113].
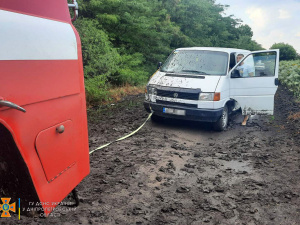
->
[68, 0, 79, 22]
[157, 62, 162, 70]
[231, 69, 241, 78]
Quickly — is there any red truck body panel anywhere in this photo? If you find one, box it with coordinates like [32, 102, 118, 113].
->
[0, 0, 71, 22]
[0, 0, 90, 216]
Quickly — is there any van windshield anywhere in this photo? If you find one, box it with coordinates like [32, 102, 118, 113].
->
[160, 50, 229, 75]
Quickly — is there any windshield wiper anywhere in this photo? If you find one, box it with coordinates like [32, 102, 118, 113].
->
[180, 70, 209, 75]
[161, 70, 175, 73]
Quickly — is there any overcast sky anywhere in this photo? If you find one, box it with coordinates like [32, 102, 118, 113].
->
[215, 0, 300, 53]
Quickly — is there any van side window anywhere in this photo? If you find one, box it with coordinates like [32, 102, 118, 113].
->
[236, 52, 277, 78]
[238, 55, 255, 77]
[253, 52, 276, 77]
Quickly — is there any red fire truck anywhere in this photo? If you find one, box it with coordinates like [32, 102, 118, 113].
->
[0, 0, 90, 216]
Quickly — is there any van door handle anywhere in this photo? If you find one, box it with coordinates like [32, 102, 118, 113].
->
[0, 99, 26, 113]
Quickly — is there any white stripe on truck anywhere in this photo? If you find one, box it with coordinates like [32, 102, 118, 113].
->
[0, 9, 78, 60]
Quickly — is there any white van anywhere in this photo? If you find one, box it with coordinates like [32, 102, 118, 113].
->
[144, 47, 279, 131]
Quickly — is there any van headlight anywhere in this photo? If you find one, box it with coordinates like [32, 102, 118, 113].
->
[147, 86, 157, 95]
[199, 92, 220, 101]
[199, 93, 214, 101]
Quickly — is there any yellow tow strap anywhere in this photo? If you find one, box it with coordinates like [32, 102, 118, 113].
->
[89, 112, 153, 155]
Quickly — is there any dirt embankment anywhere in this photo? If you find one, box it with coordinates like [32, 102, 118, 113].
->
[3, 85, 300, 225]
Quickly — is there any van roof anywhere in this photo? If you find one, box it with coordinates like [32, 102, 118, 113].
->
[176, 47, 251, 54]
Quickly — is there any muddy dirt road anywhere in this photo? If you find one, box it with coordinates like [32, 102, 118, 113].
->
[4, 86, 300, 225]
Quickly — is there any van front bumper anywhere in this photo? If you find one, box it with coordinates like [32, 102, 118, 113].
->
[144, 101, 223, 122]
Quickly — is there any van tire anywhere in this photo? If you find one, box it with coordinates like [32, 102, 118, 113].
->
[151, 114, 164, 123]
[213, 105, 228, 131]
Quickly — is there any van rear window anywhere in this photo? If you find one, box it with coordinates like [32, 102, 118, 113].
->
[160, 50, 228, 75]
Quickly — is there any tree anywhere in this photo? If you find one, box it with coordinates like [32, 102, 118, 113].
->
[270, 43, 298, 61]
[75, 0, 265, 85]
[73, 0, 267, 104]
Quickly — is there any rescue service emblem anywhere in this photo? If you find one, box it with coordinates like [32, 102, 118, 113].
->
[0, 198, 16, 217]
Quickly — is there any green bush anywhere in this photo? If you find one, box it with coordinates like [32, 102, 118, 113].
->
[279, 60, 300, 98]
[85, 75, 109, 105]
[74, 18, 149, 104]
[74, 18, 121, 79]
[111, 53, 148, 85]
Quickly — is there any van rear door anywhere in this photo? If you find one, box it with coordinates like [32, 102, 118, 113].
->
[229, 50, 279, 115]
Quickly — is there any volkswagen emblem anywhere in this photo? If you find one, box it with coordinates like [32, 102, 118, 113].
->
[173, 93, 178, 98]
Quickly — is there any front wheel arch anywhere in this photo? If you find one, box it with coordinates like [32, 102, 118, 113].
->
[222, 99, 238, 114]
[0, 123, 39, 215]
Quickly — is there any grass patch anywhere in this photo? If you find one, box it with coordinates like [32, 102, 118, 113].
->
[108, 84, 145, 103]
[86, 83, 146, 108]
[87, 87, 145, 123]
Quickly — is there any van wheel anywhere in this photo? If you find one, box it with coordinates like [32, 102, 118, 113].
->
[213, 105, 228, 131]
[151, 114, 164, 123]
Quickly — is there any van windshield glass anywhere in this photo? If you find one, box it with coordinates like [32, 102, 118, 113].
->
[160, 50, 229, 75]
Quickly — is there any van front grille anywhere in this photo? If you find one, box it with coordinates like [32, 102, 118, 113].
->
[156, 89, 199, 100]
[156, 100, 198, 109]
